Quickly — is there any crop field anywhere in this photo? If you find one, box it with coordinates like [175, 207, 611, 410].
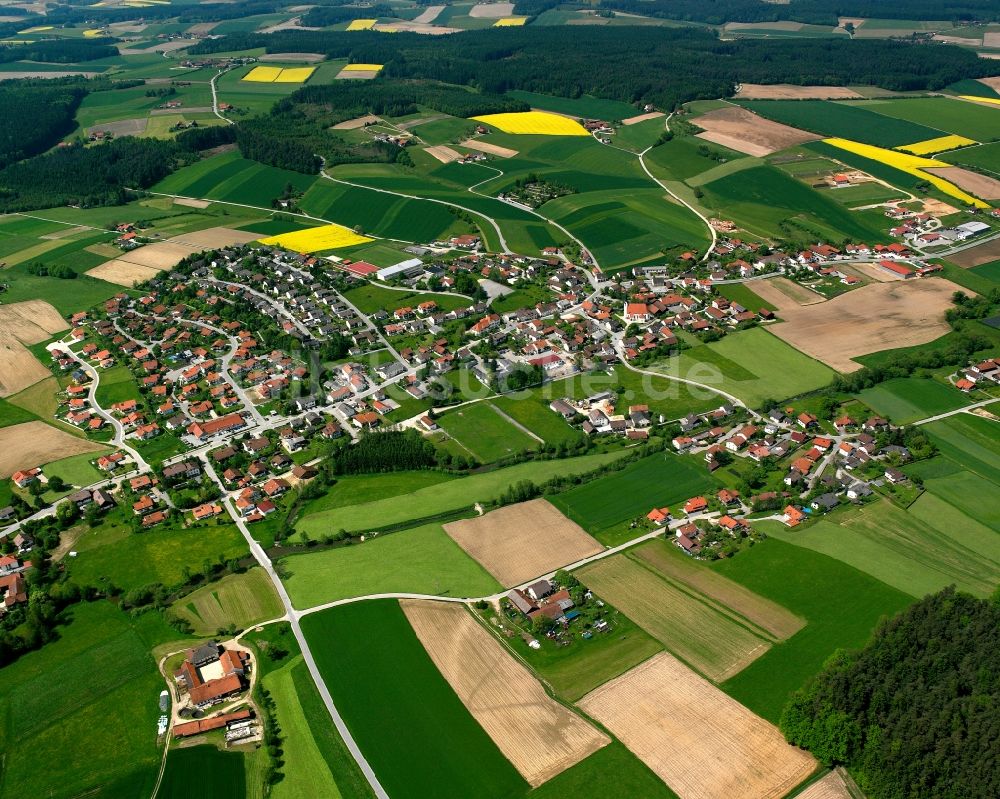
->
[281, 522, 502, 608]
[858, 377, 968, 424]
[546, 188, 711, 269]
[897, 134, 977, 155]
[577, 555, 772, 682]
[526, 742, 677, 799]
[171, 568, 283, 634]
[258, 223, 373, 252]
[761, 277, 962, 373]
[402, 601, 609, 786]
[158, 746, 246, 799]
[795, 770, 854, 799]
[0, 602, 168, 799]
[548, 452, 716, 536]
[67, 515, 248, 593]
[821, 138, 988, 207]
[671, 327, 835, 406]
[438, 402, 539, 462]
[346, 18, 378, 30]
[716, 539, 914, 722]
[920, 468, 1000, 529]
[242, 65, 315, 83]
[341, 62, 384, 72]
[694, 106, 820, 156]
[579, 653, 816, 799]
[701, 165, 888, 242]
[715, 282, 778, 312]
[490, 396, 581, 444]
[738, 99, 944, 148]
[153, 151, 318, 207]
[922, 414, 1000, 485]
[494, 16, 527, 26]
[299, 181, 462, 243]
[294, 451, 626, 536]
[762, 499, 1000, 598]
[444, 499, 603, 587]
[301, 600, 528, 799]
[630, 540, 805, 640]
[0, 299, 69, 397]
[472, 111, 590, 136]
[851, 97, 1000, 143]
[942, 141, 1000, 177]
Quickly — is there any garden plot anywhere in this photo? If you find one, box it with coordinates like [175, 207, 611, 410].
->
[0, 421, 104, 478]
[443, 498, 603, 587]
[695, 106, 820, 157]
[579, 653, 816, 799]
[764, 277, 964, 371]
[401, 600, 609, 786]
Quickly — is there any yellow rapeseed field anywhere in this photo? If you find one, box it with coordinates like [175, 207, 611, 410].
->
[83, 29, 104, 38]
[494, 17, 528, 26]
[347, 18, 378, 30]
[823, 137, 989, 208]
[897, 134, 977, 155]
[959, 95, 1000, 107]
[273, 67, 316, 83]
[243, 66, 284, 83]
[342, 63, 384, 72]
[259, 225, 373, 253]
[471, 111, 590, 136]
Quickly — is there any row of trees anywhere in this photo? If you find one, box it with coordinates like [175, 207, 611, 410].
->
[782, 587, 1000, 799]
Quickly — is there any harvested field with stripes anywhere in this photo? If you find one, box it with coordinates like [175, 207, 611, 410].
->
[401, 600, 609, 786]
[579, 653, 816, 799]
[577, 554, 771, 682]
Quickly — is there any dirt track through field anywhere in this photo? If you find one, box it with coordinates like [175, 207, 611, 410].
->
[579, 653, 816, 799]
[0, 301, 69, 397]
[695, 106, 820, 156]
[0, 421, 105, 478]
[577, 555, 770, 682]
[631, 542, 805, 640]
[766, 277, 962, 372]
[735, 84, 863, 100]
[401, 600, 609, 786]
[443, 499, 602, 587]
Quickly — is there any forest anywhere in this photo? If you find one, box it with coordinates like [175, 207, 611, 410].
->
[0, 38, 117, 64]
[598, 0, 1000, 25]
[191, 28, 994, 109]
[237, 81, 526, 172]
[781, 587, 1000, 799]
[0, 83, 86, 170]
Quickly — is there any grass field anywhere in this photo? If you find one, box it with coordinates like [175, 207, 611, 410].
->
[577, 555, 771, 682]
[171, 568, 283, 634]
[281, 522, 503, 608]
[941, 141, 1000, 177]
[94, 364, 143, 407]
[296, 470, 457, 518]
[526, 742, 677, 799]
[548, 452, 716, 536]
[920, 467, 1000, 530]
[301, 600, 528, 799]
[263, 656, 343, 799]
[761, 499, 1000, 598]
[67, 513, 248, 592]
[670, 327, 835, 407]
[294, 451, 626, 539]
[0, 397, 37, 429]
[159, 746, 246, 799]
[739, 99, 944, 148]
[0, 602, 178, 799]
[715, 282, 778, 312]
[342, 283, 471, 315]
[490, 396, 583, 445]
[858, 377, 968, 424]
[438, 402, 539, 462]
[715, 538, 913, 722]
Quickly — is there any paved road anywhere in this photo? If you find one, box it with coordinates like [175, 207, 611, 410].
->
[201, 458, 390, 799]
